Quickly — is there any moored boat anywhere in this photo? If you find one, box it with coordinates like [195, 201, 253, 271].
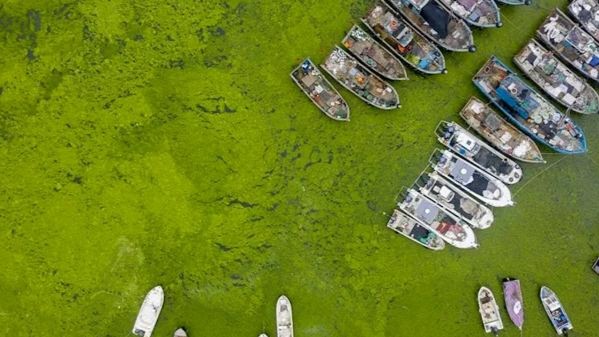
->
[478, 287, 504, 335]
[387, 209, 446, 250]
[398, 188, 478, 249]
[496, 0, 530, 5]
[322, 47, 400, 110]
[362, 1, 447, 74]
[592, 257, 599, 274]
[342, 25, 408, 81]
[569, 0, 599, 43]
[459, 97, 544, 163]
[439, 0, 501, 28]
[502, 278, 524, 331]
[514, 39, 599, 114]
[174, 328, 188, 337]
[290, 58, 350, 121]
[540, 286, 573, 336]
[277, 295, 294, 337]
[436, 121, 522, 185]
[259, 334, 268, 337]
[472, 56, 588, 155]
[132, 286, 164, 337]
[416, 171, 494, 229]
[386, 0, 476, 52]
[430, 149, 513, 207]
[537, 8, 599, 84]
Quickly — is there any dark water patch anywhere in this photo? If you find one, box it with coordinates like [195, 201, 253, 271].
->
[215, 242, 233, 252]
[195, 96, 236, 114]
[227, 198, 257, 208]
[42, 69, 63, 100]
[208, 26, 225, 37]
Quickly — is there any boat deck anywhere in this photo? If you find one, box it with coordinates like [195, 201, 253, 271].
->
[440, 0, 501, 27]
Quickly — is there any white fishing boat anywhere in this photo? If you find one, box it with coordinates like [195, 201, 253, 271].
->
[277, 295, 294, 337]
[540, 286, 573, 336]
[387, 209, 446, 250]
[430, 149, 513, 207]
[174, 328, 188, 337]
[132, 286, 164, 337]
[478, 287, 504, 335]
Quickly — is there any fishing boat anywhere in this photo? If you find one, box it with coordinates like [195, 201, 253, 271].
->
[436, 121, 523, 185]
[415, 172, 494, 229]
[362, 1, 447, 74]
[502, 278, 524, 331]
[537, 9, 599, 84]
[592, 257, 599, 274]
[342, 25, 408, 81]
[259, 334, 268, 337]
[569, 0, 599, 43]
[478, 287, 504, 335]
[277, 295, 293, 337]
[322, 47, 401, 110]
[439, 0, 501, 28]
[540, 286, 573, 336]
[290, 58, 350, 121]
[430, 149, 513, 207]
[387, 209, 446, 250]
[473, 56, 588, 155]
[174, 328, 188, 337]
[398, 188, 478, 249]
[386, 0, 476, 52]
[132, 286, 164, 337]
[514, 39, 599, 114]
[459, 97, 544, 163]
[496, 0, 530, 5]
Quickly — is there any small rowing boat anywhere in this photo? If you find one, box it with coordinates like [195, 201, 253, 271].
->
[277, 295, 294, 337]
[174, 328, 188, 337]
[398, 188, 478, 249]
[540, 286, 573, 336]
[342, 25, 408, 81]
[502, 278, 524, 331]
[537, 8, 599, 84]
[387, 0, 476, 52]
[290, 58, 350, 121]
[436, 121, 523, 185]
[387, 209, 446, 250]
[132, 286, 164, 337]
[322, 46, 401, 110]
[439, 0, 501, 28]
[416, 172, 494, 229]
[478, 287, 504, 335]
[514, 39, 599, 114]
[362, 1, 447, 74]
[473, 56, 587, 154]
[569, 0, 599, 43]
[459, 97, 544, 163]
[430, 149, 513, 207]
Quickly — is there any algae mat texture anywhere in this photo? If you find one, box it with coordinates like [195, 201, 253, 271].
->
[0, 0, 598, 336]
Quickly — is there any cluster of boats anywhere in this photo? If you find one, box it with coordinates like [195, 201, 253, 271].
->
[477, 279, 573, 336]
[132, 287, 293, 337]
[291, 0, 531, 120]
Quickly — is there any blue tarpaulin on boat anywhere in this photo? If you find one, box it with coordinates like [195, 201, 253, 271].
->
[496, 86, 529, 119]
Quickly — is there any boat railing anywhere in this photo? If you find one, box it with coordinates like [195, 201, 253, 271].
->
[428, 148, 446, 167]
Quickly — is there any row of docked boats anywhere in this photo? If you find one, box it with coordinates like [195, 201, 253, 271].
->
[131, 287, 293, 337]
[291, 0, 527, 121]
[477, 279, 573, 336]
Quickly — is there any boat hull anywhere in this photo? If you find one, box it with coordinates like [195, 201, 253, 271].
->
[478, 287, 504, 334]
[569, 0, 599, 43]
[540, 286, 573, 335]
[502, 279, 524, 330]
[133, 286, 164, 337]
[439, 0, 502, 28]
[496, 0, 529, 5]
[387, 209, 446, 250]
[277, 295, 294, 337]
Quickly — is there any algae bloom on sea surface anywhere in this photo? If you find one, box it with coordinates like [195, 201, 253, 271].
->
[0, 0, 598, 336]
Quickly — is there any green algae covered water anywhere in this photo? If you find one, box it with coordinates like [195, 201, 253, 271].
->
[1, 0, 598, 336]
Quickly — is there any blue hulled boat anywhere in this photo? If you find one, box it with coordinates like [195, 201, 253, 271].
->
[472, 56, 587, 154]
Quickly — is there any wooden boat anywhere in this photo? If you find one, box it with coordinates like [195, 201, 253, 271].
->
[277, 295, 293, 337]
[459, 97, 545, 163]
[439, 0, 501, 28]
[537, 9, 599, 84]
[569, 0, 599, 43]
[342, 25, 408, 81]
[387, 209, 446, 250]
[502, 278, 524, 331]
[473, 56, 588, 155]
[416, 171, 494, 229]
[132, 286, 164, 337]
[592, 257, 599, 274]
[174, 328, 188, 337]
[386, 0, 476, 52]
[478, 287, 504, 335]
[435, 121, 523, 185]
[496, 0, 529, 5]
[514, 39, 599, 114]
[540, 286, 573, 336]
[322, 47, 401, 110]
[362, 1, 447, 74]
[398, 188, 478, 249]
[290, 58, 350, 121]
[430, 149, 513, 207]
